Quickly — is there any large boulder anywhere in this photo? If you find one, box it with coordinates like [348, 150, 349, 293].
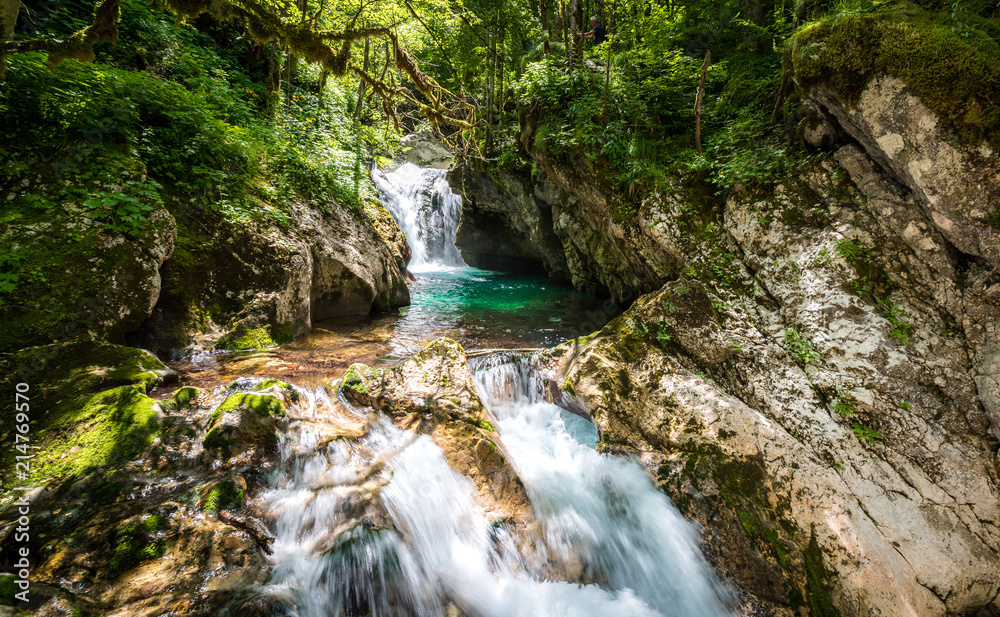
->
[130, 196, 409, 355]
[516, 109, 687, 302]
[0, 196, 176, 353]
[552, 147, 1000, 615]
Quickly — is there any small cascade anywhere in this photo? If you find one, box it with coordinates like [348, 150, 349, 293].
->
[472, 358, 735, 616]
[256, 359, 734, 617]
[373, 163, 466, 270]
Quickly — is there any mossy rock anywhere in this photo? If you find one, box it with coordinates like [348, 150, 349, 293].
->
[209, 393, 285, 425]
[252, 378, 300, 402]
[202, 479, 245, 517]
[107, 519, 167, 579]
[215, 321, 294, 351]
[202, 393, 284, 457]
[0, 338, 169, 490]
[339, 363, 385, 407]
[0, 153, 175, 354]
[0, 573, 15, 605]
[161, 386, 201, 412]
[790, 3, 1000, 148]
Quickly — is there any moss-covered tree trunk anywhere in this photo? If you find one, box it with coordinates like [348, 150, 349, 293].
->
[0, 0, 17, 41]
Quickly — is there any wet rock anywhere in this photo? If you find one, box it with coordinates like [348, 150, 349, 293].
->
[340, 338, 534, 525]
[202, 393, 285, 459]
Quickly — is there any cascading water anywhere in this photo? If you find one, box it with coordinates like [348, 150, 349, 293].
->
[372, 163, 466, 270]
[253, 162, 731, 616]
[471, 358, 735, 616]
[256, 358, 734, 617]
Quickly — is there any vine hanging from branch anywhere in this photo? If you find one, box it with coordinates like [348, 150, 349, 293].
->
[1, 0, 478, 136]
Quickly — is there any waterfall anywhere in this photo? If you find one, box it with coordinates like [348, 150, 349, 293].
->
[471, 358, 735, 616]
[256, 359, 734, 617]
[373, 163, 467, 271]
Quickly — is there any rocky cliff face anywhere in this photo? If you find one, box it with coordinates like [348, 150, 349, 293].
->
[1, 174, 409, 357]
[130, 196, 410, 355]
[459, 74, 1000, 614]
[447, 161, 570, 277]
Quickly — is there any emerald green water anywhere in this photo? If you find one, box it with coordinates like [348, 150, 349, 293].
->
[170, 266, 617, 387]
[372, 266, 619, 353]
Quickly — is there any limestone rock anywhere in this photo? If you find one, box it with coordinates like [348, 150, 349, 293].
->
[202, 393, 285, 459]
[400, 131, 453, 169]
[447, 160, 569, 278]
[131, 196, 409, 356]
[339, 338, 534, 525]
[0, 202, 176, 353]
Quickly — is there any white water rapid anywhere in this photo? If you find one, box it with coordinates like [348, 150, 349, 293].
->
[372, 163, 466, 271]
[256, 356, 734, 617]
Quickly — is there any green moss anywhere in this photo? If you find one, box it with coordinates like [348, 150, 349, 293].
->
[162, 386, 200, 412]
[254, 378, 300, 402]
[464, 417, 496, 432]
[210, 393, 285, 425]
[791, 3, 1000, 148]
[108, 522, 165, 579]
[215, 322, 294, 351]
[0, 339, 164, 489]
[341, 364, 368, 396]
[202, 480, 245, 516]
[202, 426, 233, 451]
[140, 515, 169, 533]
[0, 573, 15, 606]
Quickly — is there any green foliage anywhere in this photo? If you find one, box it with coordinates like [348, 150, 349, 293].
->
[656, 323, 673, 347]
[852, 422, 884, 444]
[880, 298, 915, 344]
[785, 325, 821, 364]
[832, 392, 857, 417]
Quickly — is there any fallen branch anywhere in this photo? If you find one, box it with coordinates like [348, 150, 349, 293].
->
[219, 510, 275, 555]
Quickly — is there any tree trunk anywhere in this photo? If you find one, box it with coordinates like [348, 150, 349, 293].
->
[540, 0, 550, 54]
[353, 30, 370, 196]
[695, 49, 710, 155]
[569, 0, 578, 65]
[601, 0, 616, 119]
[1, 0, 18, 42]
[562, 1, 569, 61]
[770, 62, 789, 125]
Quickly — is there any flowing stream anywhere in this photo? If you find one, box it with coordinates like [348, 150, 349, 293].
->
[185, 163, 735, 615]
